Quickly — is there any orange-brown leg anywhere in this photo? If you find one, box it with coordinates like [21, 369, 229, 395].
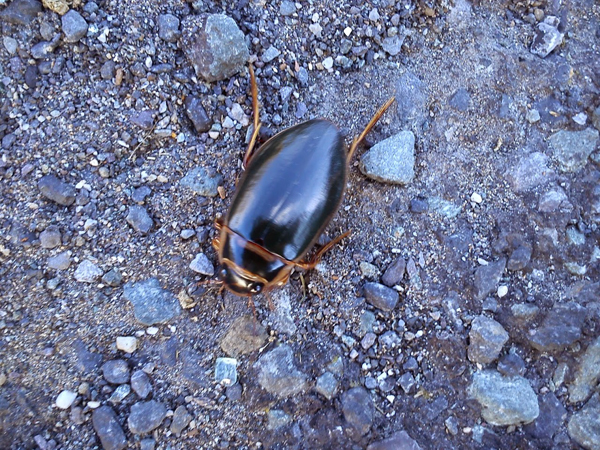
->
[347, 97, 395, 163]
[242, 64, 262, 169]
[296, 230, 352, 271]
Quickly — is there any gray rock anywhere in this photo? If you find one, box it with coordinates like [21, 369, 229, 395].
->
[189, 253, 215, 276]
[363, 282, 400, 312]
[360, 131, 415, 185]
[0, 0, 41, 25]
[449, 88, 471, 111]
[548, 128, 599, 172]
[100, 60, 116, 80]
[180, 167, 223, 197]
[507, 152, 554, 193]
[295, 102, 308, 118]
[469, 370, 539, 426]
[72, 339, 103, 373]
[367, 430, 422, 450]
[30, 36, 60, 59]
[61, 10, 88, 43]
[102, 268, 122, 287]
[255, 345, 308, 397]
[170, 405, 192, 436]
[473, 258, 506, 300]
[379, 330, 401, 349]
[529, 302, 587, 353]
[468, 315, 509, 364]
[123, 278, 181, 325]
[428, 197, 461, 218]
[130, 110, 154, 130]
[181, 14, 249, 82]
[524, 392, 567, 440]
[131, 370, 152, 399]
[507, 246, 532, 271]
[394, 71, 426, 126]
[38, 174, 76, 206]
[220, 315, 268, 356]
[128, 400, 167, 434]
[262, 46, 280, 63]
[267, 410, 291, 430]
[132, 186, 151, 203]
[341, 386, 373, 436]
[531, 16, 564, 58]
[568, 393, 600, 449]
[74, 260, 103, 283]
[126, 205, 153, 234]
[538, 188, 570, 213]
[497, 352, 526, 377]
[399, 372, 416, 393]
[279, 1, 296, 16]
[315, 371, 339, 400]
[381, 257, 406, 287]
[215, 357, 237, 386]
[158, 13, 180, 42]
[296, 67, 309, 85]
[3, 36, 17, 54]
[101, 359, 130, 384]
[108, 384, 131, 404]
[40, 226, 61, 249]
[184, 96, 212, 133]
[92, 406, 126, 450]
[140, 439, 156, 450]
[361, 332, 377, 350]
[402, 356, 419, 371]
[48, 251, 71, 270]
[381, 35, 404, 56]
[569, 336, 600, 404]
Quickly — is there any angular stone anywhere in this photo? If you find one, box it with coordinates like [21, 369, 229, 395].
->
[158, 13, 180, 42]
[170, 405, 192, 436]
[189, 252, 214, 276]
[363, 282, 399, 311]
[61, 10, 88, 43]
[220, 315, 268, 356]
[130, 370, 152, 399]
[507, 152, 554, 193]
[548, 128, 599, 172]
[473, 258, 506, 300]
[569, 336, 600, 404]
[255, 345, 308, 398]
[531, 16, 564, 58]
[0, 0, 42, 25]
[341, 387, 373, 436]
[530, 302, 587, 353]
[360, 131, 415, 185]
[568, 393, 600, 449]
[469, 370, 539, 426]
[92, 406, 126, 450]
[101, 359, 130, 384]
[524, 392, 567, 440]
[74, 260, 103, 283]
[184, 96, 211, 133]
[180, 167, 223, 197]
[128, 401, 167, 434]
[381, 257, 406, 287]
[38, 174, 76, 206]
[123, 278, 181, 326]
[181, 14, 249, 82]
[367, 430, 422, 450]
[468, 315, 509, 364]
[126, 205, 153, 234]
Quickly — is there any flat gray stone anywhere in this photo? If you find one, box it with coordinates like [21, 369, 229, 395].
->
[529, 302, 587, 353]
[548, 128, 599, 172]
[531, 16, 564, 58]
[0, 0, 41, 25]
[180, 167, 223, 197]
[38, 174, 76, 206]
[469, 370, 539, 426]
[126, 205, 153, 234]
[473, 258, 506, 300]
[74, 260, 103, 283]
[341, 386, 374, 436]
[61, 10, 88, 43]
[181, 13, 249, 82]
[367, 430, 422, 450]
[568, 393, 600, 450]
[363, 282, 399, 312]
[255, 345, 308, 398]
[128, 400, 167, 434]
[92, 406, 126, 450]
[123, 278, 181, 326]
[569, 336, 600, 404]
[220, 315, 268, 356]
[189, 252, 215, 276]
[507, 152, 554, 193]
[158, 13, 180, 42]
[360, 131, 415, 185]
[468, 315, 509, 364]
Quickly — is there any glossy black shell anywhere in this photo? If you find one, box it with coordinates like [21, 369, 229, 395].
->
[223, 119, 346, 271]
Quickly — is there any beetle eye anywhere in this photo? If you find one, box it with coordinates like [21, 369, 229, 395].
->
[249, 283, 262, 294]
[218, 268, 227, 280]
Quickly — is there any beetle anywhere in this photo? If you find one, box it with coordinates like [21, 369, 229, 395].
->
[212, 65, 394, 298]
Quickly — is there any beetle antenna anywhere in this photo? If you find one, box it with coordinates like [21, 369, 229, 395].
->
[347, 96, 395, 163]
[243, 64, 262, 169]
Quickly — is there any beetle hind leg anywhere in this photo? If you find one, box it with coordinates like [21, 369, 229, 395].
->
[242, 64, 262, 169]
[296, 230, 351, 271]
[347, 96, 395, 163]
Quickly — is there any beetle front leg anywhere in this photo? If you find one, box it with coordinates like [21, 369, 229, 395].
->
[296, 230, 351, 270]
[242, 63, 262, 169]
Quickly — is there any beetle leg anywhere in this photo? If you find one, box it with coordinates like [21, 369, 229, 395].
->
[347, 96, 395, 163]
[212, 237, 220, 251]
[242, 64, 263, 169]
[296, 230, 351, 270]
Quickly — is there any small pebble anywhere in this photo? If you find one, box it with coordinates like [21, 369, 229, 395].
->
[189, 252, 215, 276]
[215, 357, 238, 386]
[61, 10, 88, 43]
[116, 336, 138, 353]
[55, 390, 77, 409]
[74, 260, 103, 283]
[131, 370, 152, 399]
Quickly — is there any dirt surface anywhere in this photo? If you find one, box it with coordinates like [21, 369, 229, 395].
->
[1, 0, 600, 448]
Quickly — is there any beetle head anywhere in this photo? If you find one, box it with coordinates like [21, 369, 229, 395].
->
[217, 263, 264, 296]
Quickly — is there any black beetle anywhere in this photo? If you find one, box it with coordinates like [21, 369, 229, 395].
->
[212, 65, 394, 297]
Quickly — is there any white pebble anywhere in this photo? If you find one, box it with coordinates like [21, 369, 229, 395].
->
[116, 336, 138, 353]
[147, 326, 159, 335]
[55, 390, 77, 409]
[344, 27, 352, 36]
[322, 57, 334, 70]
[470, 192, 483, 203]
[497, 285, 508, 297]
[572, 112, 587, 125]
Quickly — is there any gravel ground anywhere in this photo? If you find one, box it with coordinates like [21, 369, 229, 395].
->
[1, 0, 600, 448]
